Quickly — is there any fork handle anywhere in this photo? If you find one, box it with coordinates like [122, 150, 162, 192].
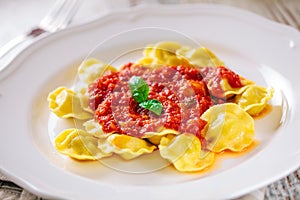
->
[0, 28, 46, 74]
[0, 35, 33, 74]
[0, 35, 27, 58]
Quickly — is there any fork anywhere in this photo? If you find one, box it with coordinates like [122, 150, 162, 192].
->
[0, 0, 80, 73]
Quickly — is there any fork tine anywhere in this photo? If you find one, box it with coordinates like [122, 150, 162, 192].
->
[39, 0, 80, 32]
[39, 0, 68, 29]
[53, 0, 80, 29]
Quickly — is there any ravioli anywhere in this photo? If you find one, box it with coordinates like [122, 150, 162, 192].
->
[159, 134, 215, 172]
[221, 79, 251, 98]
[75, 58, 117, 113]
[176, 46, 224, 67]
[48, 87, 92, 119]
[55, 128, 112, 160]
[236, 85, 274, 115]
[138, 41, 224, 68]
[142, 128, 180, 138]
[201, 103, 255, 152]
[74, 82, 93, 113]
[77, 58, 116, 84]
[83, 119, 112, 138]
[137, 41, 190, 66]
[142, 129, 180, 145]
[107, 134, 156, 160]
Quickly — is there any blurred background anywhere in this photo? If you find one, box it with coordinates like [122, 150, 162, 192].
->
[0, 0, 299, 47]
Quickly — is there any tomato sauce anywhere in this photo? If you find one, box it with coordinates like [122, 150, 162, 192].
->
[88, 63, 242, 141]
[200, 66, 242, 98]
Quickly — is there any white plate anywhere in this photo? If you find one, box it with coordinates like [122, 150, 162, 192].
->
[1, 4, 300, 200]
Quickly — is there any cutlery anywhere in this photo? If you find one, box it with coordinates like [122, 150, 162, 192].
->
[0, 0, 80, 74]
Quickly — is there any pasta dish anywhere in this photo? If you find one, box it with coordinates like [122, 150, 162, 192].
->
[48, 41, 273, 172]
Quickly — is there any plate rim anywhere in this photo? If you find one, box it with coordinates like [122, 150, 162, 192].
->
[1, 3, 300, 200]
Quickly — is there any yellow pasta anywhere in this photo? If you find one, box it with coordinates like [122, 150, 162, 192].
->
[83, 119, 112, 138]
[55, 128, 112, 160]
[77, 58, 116, 84]
[146, 135, 163, 145]
[235, 85, 274, 115]
[221, 79, 251, 98]
[75, 58, 117, 113]
[74, 82, 93, 113]
[138, 41, 224, 68]
[138, 41, 190, 66]
[142, 128, 179, 138]
[47, 87, 92, 119]
[142, 129, 180, 145]
[201, 103, 255, 152]
[176, 46, 224, 67]
[107, 134, 156, 160]
[145, 41, 181, 57]
[159, 134, 215, 172]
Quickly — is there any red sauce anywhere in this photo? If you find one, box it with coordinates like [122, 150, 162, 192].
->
[200, 66, 242, 99]
[88, 64, 243, 143]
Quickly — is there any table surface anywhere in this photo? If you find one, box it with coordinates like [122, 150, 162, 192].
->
[0, 0, 299, 199]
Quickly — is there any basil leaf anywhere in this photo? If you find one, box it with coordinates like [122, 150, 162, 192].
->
[129, 76, 149, 103]
[129, 76, 163, 115]
[139, 99, 163, 116]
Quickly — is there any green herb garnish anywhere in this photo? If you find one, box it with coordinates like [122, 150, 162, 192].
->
[129, 76, 163, 115]
[129, 76, 149, 103]
[139, 99, 163, 116]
